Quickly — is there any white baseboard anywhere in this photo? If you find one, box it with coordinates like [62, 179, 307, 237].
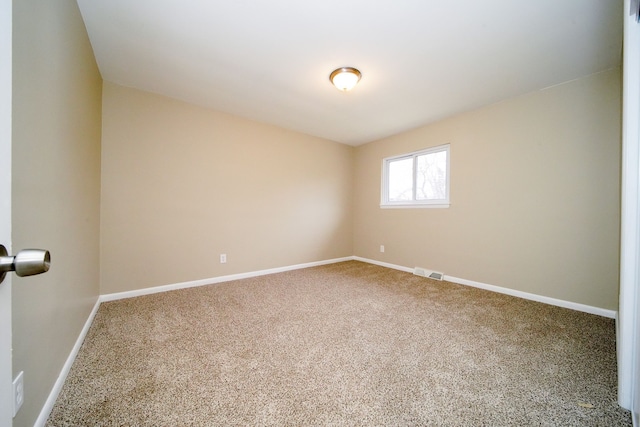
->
[353, 256, 617, 319]
[447, 274, 617, 318]
[34, 298, 101, 427]
[352, 256, 414, 274]
[100, 256, 354, 302]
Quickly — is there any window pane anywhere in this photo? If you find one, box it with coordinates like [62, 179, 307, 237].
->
[416, 151, 447, 200]
[381, 144, 450, 208]
[388, 158, 413, 201]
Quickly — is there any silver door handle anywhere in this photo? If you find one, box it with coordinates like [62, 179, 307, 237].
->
[0, 244, 50, 284]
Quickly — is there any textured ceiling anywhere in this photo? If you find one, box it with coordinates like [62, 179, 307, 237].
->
[77, 0, 623, 145]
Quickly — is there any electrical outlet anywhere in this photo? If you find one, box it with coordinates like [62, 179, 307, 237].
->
[13, 371, 23, 417]
[380, 245, 385, 253]
[220, 254, 227, 264]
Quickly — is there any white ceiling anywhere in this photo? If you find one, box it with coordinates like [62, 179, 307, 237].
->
[76, 0, 623, 146]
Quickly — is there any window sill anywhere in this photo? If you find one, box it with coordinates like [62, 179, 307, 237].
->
[380, 203, 450, 209]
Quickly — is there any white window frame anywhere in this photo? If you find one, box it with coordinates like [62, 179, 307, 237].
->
[380, 144, 450, 209]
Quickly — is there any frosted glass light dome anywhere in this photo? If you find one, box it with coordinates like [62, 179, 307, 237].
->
[330, 67, 361, 91]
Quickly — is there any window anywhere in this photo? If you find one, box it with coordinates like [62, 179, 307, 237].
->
[381, 144, 450, 208]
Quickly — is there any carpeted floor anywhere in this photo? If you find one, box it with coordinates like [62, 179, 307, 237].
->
[47, 261, 632, 426]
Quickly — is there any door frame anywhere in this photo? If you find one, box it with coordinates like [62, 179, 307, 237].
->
[619, 0, 640, 423]
[0, 0, 13, 424]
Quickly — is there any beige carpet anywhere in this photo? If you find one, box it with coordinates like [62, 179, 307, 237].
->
[47, 261, 631, 426]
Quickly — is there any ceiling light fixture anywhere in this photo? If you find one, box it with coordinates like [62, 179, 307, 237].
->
[330, 67, 362, 91]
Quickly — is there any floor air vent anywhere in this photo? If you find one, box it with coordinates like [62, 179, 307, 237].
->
[428, 271, 444, 280]
[414, 267, 444, 281]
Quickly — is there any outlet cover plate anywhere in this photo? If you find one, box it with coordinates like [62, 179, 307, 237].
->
[13, 371, 23, 417]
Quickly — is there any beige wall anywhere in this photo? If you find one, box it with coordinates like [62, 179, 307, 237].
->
[354, 69, 621, 310]
[11, 0, 102, 425]
[100, 82, 354, 294]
